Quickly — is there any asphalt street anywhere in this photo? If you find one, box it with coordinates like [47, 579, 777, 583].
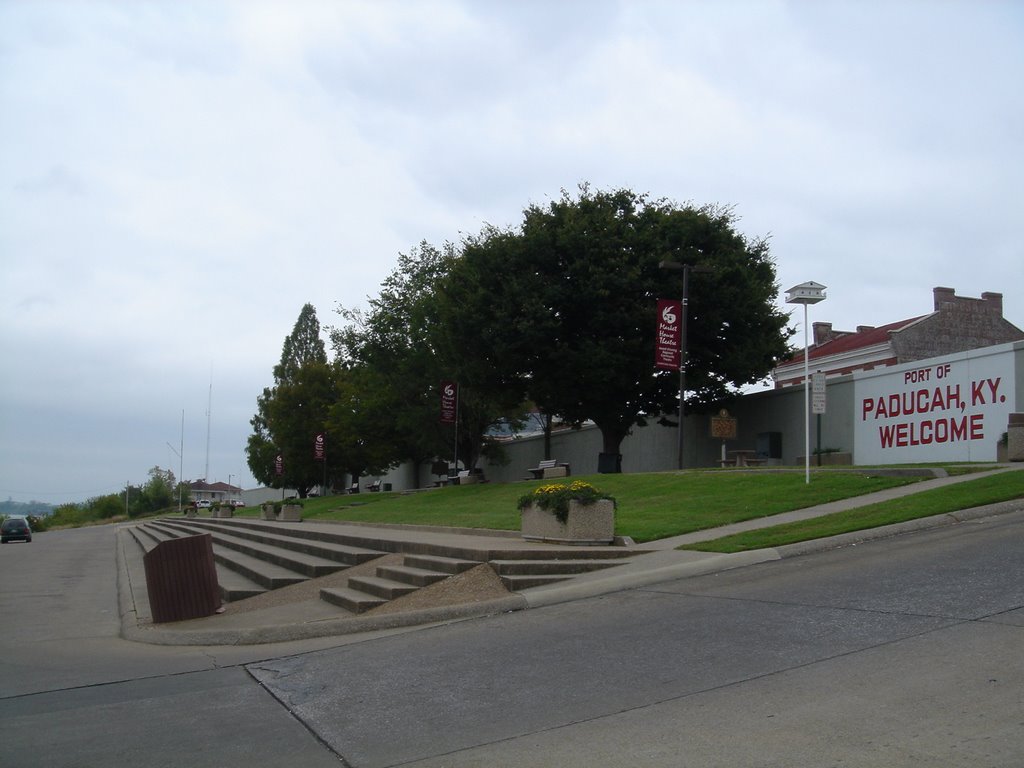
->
[1, 508, 1022, 767]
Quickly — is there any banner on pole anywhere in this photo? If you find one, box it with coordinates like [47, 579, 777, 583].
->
[274, 453, 283, 476]
[314, 432, 326, 461]
[440, 381, 458, 424]
[655, 299, 682, 370]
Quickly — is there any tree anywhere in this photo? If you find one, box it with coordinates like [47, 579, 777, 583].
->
[138, 466, 175, 513]
[440, 185, 792, 467]
[330, 242, 515, 482]
[247, 304, 337, 497]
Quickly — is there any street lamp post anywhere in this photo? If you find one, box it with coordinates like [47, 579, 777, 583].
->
[660, 261, 712, 470]
[785, 281, 827, 484]
[166, 410, 184, 514]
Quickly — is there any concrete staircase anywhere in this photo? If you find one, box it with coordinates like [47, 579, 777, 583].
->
[127, 517, 642, 614]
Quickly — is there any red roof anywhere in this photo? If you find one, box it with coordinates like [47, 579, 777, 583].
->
[779, 315, 927, 366]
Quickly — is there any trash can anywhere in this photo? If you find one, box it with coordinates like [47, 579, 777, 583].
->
[598, 452, 622, 474]
[382, 483, 393, 492]
[143, 533, 221, 623]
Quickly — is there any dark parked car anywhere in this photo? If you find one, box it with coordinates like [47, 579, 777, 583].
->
[1, 517, 32, 543]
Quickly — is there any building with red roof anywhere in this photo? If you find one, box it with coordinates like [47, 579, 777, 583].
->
[773, 287, 1024, 387]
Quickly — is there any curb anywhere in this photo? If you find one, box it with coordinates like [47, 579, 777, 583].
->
[120, 594, 528, 647]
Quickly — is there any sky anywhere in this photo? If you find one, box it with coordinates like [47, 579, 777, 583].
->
[2, 0, 1022, 505]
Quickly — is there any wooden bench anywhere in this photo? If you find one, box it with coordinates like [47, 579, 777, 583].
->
[526, 459, 571, 480]
[455, 469, 486, 485]
[365, 479, 382, 492]
[346, 482, 359, 494]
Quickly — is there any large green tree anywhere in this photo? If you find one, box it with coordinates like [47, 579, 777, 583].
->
[440, 185, 792, 467]
[247, 304, 339, 496]
[331, 242, 520, 481]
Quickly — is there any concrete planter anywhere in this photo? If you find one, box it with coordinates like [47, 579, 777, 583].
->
[279, 504, 303, 522]
[261, 504, 277, 521]
[521, 499, 614, 545]
[214, 507, 233, 519]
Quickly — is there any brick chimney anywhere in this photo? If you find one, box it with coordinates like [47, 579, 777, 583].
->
[982, 292, 1003, 314]
[812, 322, 833, 345]
[933, 286, 956, 309]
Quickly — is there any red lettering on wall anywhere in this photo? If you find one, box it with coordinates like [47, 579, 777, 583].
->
[878, 415, 984, 450]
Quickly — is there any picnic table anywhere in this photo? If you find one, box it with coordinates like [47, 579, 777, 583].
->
[726, 450, 766, 467]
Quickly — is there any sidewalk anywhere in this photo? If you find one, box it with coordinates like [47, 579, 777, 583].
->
[118, 465, 1024, 646]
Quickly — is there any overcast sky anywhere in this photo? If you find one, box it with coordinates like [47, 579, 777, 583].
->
[2, 0, 1022, 505]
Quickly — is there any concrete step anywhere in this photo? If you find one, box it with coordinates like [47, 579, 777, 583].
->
[163, 518, 383, 566]
[346, 574, 419, 601]
[127, 526, 160, 553]
[485, 548, 641, 561]
[215, 568, 266, 602]
[151, 521, 347, 579]
[403, 554, 479, 574]
[134, 519, 192, 552]
[209, 544, 308, 590]
[320, 586, 386, 614]
[490, 559, 624, 576]
[500, 573, 575, 590]
[376, 563, 451, 588]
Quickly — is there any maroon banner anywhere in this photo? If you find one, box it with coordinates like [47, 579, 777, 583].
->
[314, 432, 326, 461]
[655, 299, 682, 370]
[274, 453, 284, 476]
[440, 380, 458, 424]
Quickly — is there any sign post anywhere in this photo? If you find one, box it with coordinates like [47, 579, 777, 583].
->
[710, 409, 738, 466]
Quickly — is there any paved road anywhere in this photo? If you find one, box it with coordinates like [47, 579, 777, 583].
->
[2, 511, 1022, 767]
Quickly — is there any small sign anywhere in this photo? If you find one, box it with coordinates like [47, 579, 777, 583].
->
[274, 453, 283, 476]
[812, 372, 827, 414]
[440, 380, 458, 424]
[314, 432, 326, 461]
[655, 299, 682, 371]
[710, 409, 737, 439]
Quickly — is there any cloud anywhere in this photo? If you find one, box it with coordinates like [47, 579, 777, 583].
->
[1, 0, 1021, 503]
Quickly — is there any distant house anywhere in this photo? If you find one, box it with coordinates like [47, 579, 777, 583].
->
[773, 287, 1024, 387]
[188, 479, 242, 504]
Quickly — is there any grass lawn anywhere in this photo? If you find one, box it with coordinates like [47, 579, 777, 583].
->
[239, 469, 934, 543]
[683, 469, 1024, 553]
